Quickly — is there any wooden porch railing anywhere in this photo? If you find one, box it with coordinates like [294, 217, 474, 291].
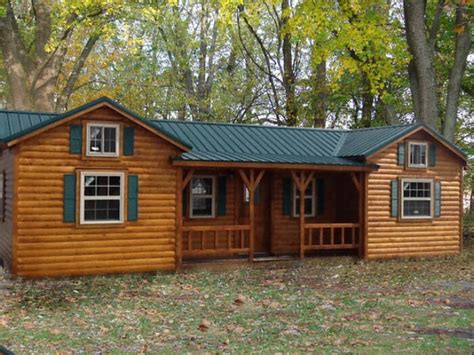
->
[182, 225, 251, 257]
[304, 223, 360, 251]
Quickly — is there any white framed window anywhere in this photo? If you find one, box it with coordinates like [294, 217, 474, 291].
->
[86, 123, 120, 157]
[408, 141, 428, 168]
[80, 171, 124, 224]
[190, 176, 215, 218]
[293, 179, 316, 217]
[401, 179, 433, 219]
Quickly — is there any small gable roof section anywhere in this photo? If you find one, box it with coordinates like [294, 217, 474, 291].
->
[0, 97, 190, 151]
[338, 123, 467, 162]
[337, 125, 416, 157]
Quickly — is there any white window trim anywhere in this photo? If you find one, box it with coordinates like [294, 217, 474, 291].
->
[86, 122, 120, 157]
[401, 178, 433, 219]
[79, 171, 125, 225]
[293, 179, 316, 217]
[408, 141, 428, 168]
[189, 175, 216, 218]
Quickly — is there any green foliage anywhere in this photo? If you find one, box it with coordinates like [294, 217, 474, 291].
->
[0, 0, 470, 150]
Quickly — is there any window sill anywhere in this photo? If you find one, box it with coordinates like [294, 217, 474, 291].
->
[75, 221, 127, 229]
[396, 217, 434, 224]
[81, 155, 122, 161]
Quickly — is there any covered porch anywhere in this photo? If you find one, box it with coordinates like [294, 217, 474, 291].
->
[175, 162, 373, 267]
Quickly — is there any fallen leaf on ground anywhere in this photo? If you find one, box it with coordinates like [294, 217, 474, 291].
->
[198, 319, 210, 332]
[234, 294, 246, 306]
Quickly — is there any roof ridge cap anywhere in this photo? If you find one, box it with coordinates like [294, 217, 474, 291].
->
[153, 119, 350, 132]
[348, 123, 416, 132]
[333, 131, 349, 156]
[0, 109, 58, 115]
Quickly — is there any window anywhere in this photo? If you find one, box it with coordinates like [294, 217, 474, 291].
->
[86, 123, 120, 157]
[0, 172, 4, 222]
[293, 179, 316, 217]
[80, 172, 124, 224]
[408, 142, 427, 168]
[401, 179, 433, 219]
[190, 176, 215, 218]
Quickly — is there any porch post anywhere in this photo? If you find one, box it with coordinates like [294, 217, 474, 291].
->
[358, 172, 365, 258]
[360, 172, 368, 259]
[249, 170, 255, 262]
[299, 180, 305, 259]
[291, 171, 314, 259]
[176, 169, 193, 269]
[176, 168, 183, 269]
[238, 169, 265, 262]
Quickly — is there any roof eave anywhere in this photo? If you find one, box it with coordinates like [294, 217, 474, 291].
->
[172, 158, 379, 172]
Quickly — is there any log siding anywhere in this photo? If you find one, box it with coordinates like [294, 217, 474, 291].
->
[366, 131, 464, 259]
[0, 102, 466, 277]
[14, 107, 181, 277]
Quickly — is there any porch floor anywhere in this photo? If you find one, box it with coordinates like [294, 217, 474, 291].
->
[182, 249, 359, 268]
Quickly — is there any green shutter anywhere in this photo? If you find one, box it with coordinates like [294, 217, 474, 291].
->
[69, 125, 82, 154]
[429, 143, 436, 167]
[254, 185, 261, 204]
[182, 187, 188, 217]
[63, 174, 76, 223]
[127, 175, 139, 221]
[317, 178, 325, 215]
[434, 181, 441, 217]
[217, 176, 227, 216]
[390, 180, 398, 217]
[123, 127, 135, 156]
[282, 178, 291, 216]
[397, 143, 405, 166]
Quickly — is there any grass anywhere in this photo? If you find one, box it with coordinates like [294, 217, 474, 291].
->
[0, 239, 473, 353]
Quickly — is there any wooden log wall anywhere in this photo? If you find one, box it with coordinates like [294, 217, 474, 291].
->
[0, 148, 15, 272]
[366, 131, 464, 259]
[14, 107, 181, 277]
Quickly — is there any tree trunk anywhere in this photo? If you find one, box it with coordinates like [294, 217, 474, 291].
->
[407, 60, 421, 121]
[0, 1, 34, 110]
[443, 3, 471, 142]
[56, 34, 100, 112]
[312, 60, 327, 128]
[0, 0, 102, 113]
[403, 0, 439, 128]
[281, 0, 297, 126]
[470, 186, 474, 217]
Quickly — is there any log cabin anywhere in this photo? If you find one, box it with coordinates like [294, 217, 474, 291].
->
[0, 97, 467, 277]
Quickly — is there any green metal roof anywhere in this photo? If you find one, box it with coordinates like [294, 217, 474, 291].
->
[0, 97, 191, 149]
[336, 124, 418, 157]
[0, 97, 466, 166]
[0, 110, 57, 141]
[151, 120, 419, 165]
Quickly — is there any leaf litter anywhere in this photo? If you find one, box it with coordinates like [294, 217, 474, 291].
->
[0, 239, 472, 353]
